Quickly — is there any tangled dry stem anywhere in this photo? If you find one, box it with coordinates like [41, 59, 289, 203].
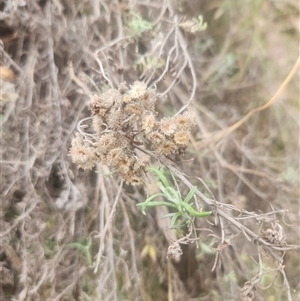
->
[1, 0, 299, 300]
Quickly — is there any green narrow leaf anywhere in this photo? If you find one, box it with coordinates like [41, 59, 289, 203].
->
[166, 187, 181, 203]
[67, 242, 92, 265]
[67, 242, 86, 252]
[137, 201, 177, 215]
[136, 193, 164, 207]
[170, 212, 180, 228]
[162, 213, 176, 219]
[138, 201, 177, 209]
[148, 167, 169, 187]
[157, 182, 176, 203]
[184, 186, 197, 203]
[136, 193, 164, 215]
[200, 242, 215, 255]
[181, 202, 212, 218]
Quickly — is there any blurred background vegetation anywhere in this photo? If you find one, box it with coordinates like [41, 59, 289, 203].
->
[0, 0, 299, 300]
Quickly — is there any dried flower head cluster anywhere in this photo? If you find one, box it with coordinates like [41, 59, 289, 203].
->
[70, 81, 196, 184]
[166, 241, 183, 262]
[261, 223, 286, 245]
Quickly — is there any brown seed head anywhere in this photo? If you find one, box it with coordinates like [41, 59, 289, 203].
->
[174, 130, 190, 145]
[147, 131, 165, 146]
[69, 134, 96, 170]
[115, 154, 134, 173]
[128, 81, 147, 99]
[159, 117, 176, 136]
[134, 155, 150, 171]
[125, 103, 144, 116]
[142, 113, 156, 134]
[98, 133, 117, 151]
[175, 111, 196, 130]
[158, 140, 176, 155]
[140, 90, 157, 112]
[120, 170, 143, 185]
[106, 148, 124, 165]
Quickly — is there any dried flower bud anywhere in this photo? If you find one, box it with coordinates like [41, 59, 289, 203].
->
[115, 154, 134, 173]
[142, 113, 156, 134]
[89, 91, 116, 116]
[134, 155, 150, 171]
[128, 81, 147, 99]
[147, 131, 165, 146]
[174, 130, 190, 145]
[118, 82, 128, 94]
[89, 101, 108, 117]
[140, 90, 157, 112]
[125, 103, 144, 116]
[98, 133, 117, 152]
[167, 242, 182, 262]
[107, 108, 123, 130]
[130, 175, 143, 185]
[159, 117, 176, 136]
[106, 148, 124, 165]
[120, 170, 143, 185]
[123, 94, 132, 103]
[92, 116, 105, 135]
[261, 225, 286, 245]
[158, 140, 176, 155]
[69, 133, 96, 170]
[175, 111, 196, 130]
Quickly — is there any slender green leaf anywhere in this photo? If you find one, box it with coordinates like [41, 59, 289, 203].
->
[140, 201, 177, 209]
[181, 202, 212, 218]
[166, 187, 181, 203]
[184, 186, 197, 203]
[67, 241, 92, 265]
[157, 182, 176, 203]
[136, 193, 165, 214]
[170, 212, 181, 228]
[162, 213, 176, 219]
[137, 201, 178, 215]
[136, 193, 164, 206]
[67, 242, 86, 252]
[200, 242, 215, 255]
[148, 167, 169, 187]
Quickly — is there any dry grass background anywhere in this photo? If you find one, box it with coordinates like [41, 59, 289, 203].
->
[0, 0, 299, 300]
